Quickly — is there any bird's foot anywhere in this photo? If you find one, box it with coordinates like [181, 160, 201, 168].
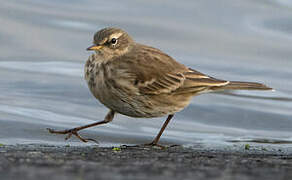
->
[121, 142, 166, 149]
[47, 128, 98, 144]
[143, 141, 167, 149]
[144, 142, 181, 149]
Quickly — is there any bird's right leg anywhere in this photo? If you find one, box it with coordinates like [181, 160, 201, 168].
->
[47, 110, 115, 143]
[144, 114, 174, 148]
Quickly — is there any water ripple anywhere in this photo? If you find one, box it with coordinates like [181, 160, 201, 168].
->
[50, 19, 98, 31]
[0, 61, 83, 77]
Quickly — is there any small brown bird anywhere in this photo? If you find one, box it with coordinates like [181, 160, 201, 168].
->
[48, 27, 272, 147]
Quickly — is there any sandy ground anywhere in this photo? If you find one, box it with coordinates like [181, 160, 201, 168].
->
[0, 144, 292, 180]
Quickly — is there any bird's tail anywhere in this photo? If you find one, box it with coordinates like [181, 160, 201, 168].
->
[212, 81, 273, 91]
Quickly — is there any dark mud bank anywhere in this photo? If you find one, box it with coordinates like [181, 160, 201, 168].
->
[0, 144, 292, 180]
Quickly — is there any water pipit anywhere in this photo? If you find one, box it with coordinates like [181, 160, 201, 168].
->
[47, 27, 272, 147]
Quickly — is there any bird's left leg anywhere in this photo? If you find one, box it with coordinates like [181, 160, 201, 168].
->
[47, 110, 115, 143]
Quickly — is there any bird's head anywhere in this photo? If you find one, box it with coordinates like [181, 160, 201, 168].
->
[87, 27, 134, 59]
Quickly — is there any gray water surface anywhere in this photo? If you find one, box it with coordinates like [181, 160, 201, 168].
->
[0, 0, 292, 147]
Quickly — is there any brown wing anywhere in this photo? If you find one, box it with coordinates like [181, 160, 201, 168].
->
[117, 44, 229, 95]
[175, 68, 229, 94]
[138, 72, 186, 94]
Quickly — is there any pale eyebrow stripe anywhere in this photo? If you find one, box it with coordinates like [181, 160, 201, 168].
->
[109, 32, 123, 40]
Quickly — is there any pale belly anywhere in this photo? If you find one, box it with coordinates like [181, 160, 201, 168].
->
[84, 56, 192, 118]
[86, 76, 192, 118]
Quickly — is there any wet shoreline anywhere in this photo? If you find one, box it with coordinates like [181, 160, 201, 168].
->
[1, 0, 292, 147]
[1, 144, 292, 180]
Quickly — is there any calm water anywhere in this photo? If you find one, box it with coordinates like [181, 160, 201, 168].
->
[0, 0, 292, 147]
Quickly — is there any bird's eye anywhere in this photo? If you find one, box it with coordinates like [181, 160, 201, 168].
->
[111, 38, 117, 45]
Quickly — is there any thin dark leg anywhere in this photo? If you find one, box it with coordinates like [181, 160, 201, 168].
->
[47, 110, 115, 143]
[147, 114, 174, 146]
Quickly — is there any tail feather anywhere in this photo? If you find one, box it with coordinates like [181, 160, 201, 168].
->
[213, 81, 273, 91]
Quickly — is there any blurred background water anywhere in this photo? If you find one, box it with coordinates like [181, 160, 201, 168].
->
[0, 0, 292, 147]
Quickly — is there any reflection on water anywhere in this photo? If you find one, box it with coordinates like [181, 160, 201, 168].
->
[0, 0, 292, 147]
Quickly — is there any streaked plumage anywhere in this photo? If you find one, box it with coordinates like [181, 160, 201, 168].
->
[48, 27, 272, 146]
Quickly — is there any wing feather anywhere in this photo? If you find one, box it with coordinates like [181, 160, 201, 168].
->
[117, 44, 230, 95]
[175, 68, 229, 94]
[138, 73, 185, 94]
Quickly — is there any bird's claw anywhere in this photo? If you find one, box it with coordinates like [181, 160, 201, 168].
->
[143, 142, 166, 149]
[47, 128, 99, 144]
